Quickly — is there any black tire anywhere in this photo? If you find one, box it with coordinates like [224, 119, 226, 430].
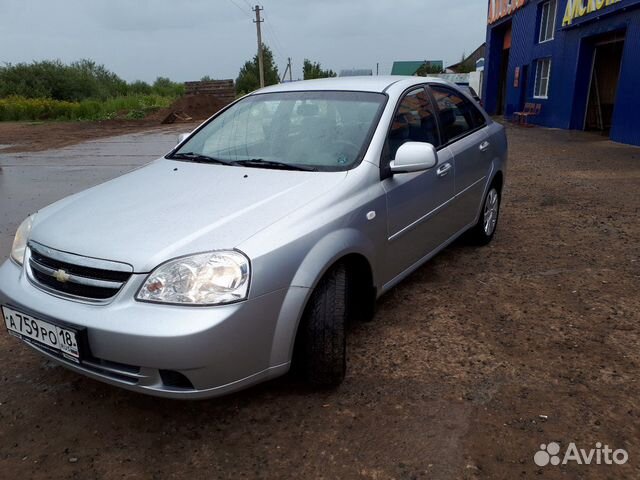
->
[297, 263, 348, 386]
[466, 184, 501, 246]
[346, 270, 376, 323]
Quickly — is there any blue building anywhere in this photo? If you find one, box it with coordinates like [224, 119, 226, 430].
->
[484, 0, 640, 146]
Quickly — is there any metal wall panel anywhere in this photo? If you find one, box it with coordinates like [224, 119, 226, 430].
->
[484, 0, 640, 146]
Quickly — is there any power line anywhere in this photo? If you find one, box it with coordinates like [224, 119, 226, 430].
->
[228, 0, 250, 15]
[228, 2, 288, 83]
[261, 14, 287, 78]
[262, 26, 283, 59]
[263, 12, 286, 54]
[264, 20, 285, 56]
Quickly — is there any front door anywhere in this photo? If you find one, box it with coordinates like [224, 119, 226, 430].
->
[381, 87, 456, 283]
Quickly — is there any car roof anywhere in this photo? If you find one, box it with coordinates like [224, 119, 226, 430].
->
[252, 76, 452, 95]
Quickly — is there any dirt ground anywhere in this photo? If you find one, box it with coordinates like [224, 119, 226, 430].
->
[0, 94, 230, 154]
[0, 120, 194, 154]
[0, 122, 639, 479]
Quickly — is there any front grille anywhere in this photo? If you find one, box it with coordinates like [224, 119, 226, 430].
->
[27, 242, 133, 302]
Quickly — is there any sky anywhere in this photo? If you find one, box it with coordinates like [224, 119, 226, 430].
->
[0, 0, 488, 83]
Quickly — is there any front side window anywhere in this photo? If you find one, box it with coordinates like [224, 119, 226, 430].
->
[534, 58, 552, 98]
[171, 91, 387, 171]
[430, 85, 484, 143]
[387, 87, 440, 160]
[539, 0, 557, 43]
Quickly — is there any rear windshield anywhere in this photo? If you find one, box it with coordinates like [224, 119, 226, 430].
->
[170, 91, 387, 172]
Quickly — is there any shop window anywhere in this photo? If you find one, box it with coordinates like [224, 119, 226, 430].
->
[539, 0, 557, 43]
[534, 58, 552, 99]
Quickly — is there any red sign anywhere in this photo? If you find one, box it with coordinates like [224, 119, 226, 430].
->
[488, 0, 528, 24]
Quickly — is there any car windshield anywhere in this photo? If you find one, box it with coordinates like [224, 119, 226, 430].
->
[170, 91, 387, 172]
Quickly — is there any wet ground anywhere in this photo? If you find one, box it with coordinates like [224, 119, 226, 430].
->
[0, 122, 639, 479]
[0, 120, 192, 154]
[0, 125, 196, 254]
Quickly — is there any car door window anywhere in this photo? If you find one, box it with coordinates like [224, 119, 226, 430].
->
[430, 85, 484, 143]
[387, 87, 440, 160]
[469, 102, 486, 128]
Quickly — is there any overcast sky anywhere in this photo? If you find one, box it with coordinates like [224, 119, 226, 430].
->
[0, 0, 488, 83]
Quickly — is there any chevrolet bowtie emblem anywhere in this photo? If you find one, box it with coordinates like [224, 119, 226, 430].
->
[53, 269, 70, 283]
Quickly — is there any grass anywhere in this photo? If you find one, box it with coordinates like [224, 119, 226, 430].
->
[0, 94, 177, 122]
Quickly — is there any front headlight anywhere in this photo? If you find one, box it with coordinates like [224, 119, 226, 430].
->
[136, 251, 250, 305]
[11, 214, 35, 266]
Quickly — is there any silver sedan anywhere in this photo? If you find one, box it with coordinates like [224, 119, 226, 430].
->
[0, 76, 507, 398]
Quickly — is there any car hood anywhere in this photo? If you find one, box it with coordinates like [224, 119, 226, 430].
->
[30, 159, 347, 272]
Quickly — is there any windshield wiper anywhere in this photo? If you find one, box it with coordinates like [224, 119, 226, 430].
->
[170, 152, 235, 166]
[232, 158, 317, 171]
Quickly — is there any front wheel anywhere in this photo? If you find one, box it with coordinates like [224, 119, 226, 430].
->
[296, 264, 347, 386]
[467, 186, 501, 245]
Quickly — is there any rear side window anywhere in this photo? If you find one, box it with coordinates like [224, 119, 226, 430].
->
[469, 101, 486, 127]
[388, 87, 440, 159]
[430, 85, 485, 143]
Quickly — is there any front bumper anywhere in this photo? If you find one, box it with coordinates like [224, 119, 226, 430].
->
[0, 259, 306, 399]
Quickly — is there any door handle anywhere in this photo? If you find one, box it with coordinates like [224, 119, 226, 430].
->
[436, 163, 452, 178]
[479, 141, 490, 152]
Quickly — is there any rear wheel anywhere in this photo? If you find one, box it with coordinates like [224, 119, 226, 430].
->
[467, 185, 501, 245]
[297, 264, 347, 386]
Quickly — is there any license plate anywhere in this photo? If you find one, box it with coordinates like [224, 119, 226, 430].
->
[2, 305, 80, 363]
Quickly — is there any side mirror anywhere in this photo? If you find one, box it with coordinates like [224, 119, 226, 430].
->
[390, 142, 438, 174]
[177, 133, 190, 145]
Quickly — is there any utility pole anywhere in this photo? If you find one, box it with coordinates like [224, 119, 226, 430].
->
[253, 5, 265, 88]
[281, 58, 292, 83]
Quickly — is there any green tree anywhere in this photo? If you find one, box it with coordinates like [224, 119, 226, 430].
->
[236, 44, 280, 94]
[302, 59, 337, 80]
[129, 80, 153, 95]
[0, 59, 187, 101]
[415, 62, 444, 76]
[454, 52, 477, 73]
[456, 63, 476, 74]
[152, 77, 185, 97]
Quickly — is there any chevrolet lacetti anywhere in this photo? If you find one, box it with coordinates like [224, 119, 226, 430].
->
[0, 77, 507, 398]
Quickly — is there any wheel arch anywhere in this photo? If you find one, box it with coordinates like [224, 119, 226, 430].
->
[268, 228, 378, 367]
[492, 170, 504, 192]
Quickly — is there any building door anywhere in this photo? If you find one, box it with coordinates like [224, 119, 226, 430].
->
[496, 26, 512, 115]
[585, 34, 625, 134]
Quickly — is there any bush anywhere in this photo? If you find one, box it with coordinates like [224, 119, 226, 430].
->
[0, 60, 128, 102]
[0, 60, 184, 122]
[152, 77, 185, 97]
[129, 80, 153, 95]
[0, 94, 175, 122]
[0, 60, 185, 103]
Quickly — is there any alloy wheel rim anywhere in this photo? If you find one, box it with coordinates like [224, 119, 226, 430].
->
[483, 189, 499, 236]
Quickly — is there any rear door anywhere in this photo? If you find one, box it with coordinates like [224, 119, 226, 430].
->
[428, 84, 492, 230]
[381, 86, 456, 282]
